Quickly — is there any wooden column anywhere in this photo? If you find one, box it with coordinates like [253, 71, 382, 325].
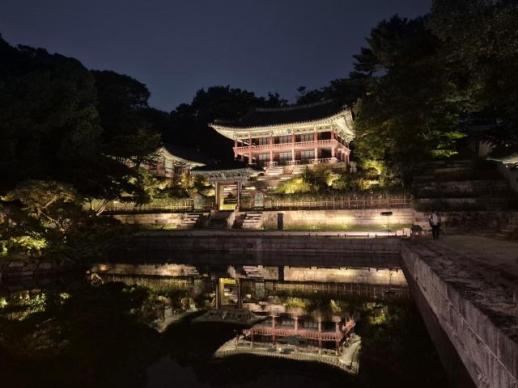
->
[215, 182, 220, 210]
[331, 130, 336, 159]
[248, 133, 252, 165]
[335, 321, 340, 352]
[272, 315, 276, 344]
[318, 318, 322, 353]
[291, 132, 295, 162]
[314, 130, 318, 163]
[269, 135, 273, 164]
[236, 181, 242, 210]
[234, 139, 238, 159]
[215, 278, 222, 309]
[236, 277, 242, 308]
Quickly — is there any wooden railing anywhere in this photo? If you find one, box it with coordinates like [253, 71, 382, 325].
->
[234, 139, 339, 153]
[102, 198, 199, 214]
[98, 193, 410, 214]
[241, 193, 412, 211]
[244, 326, 341, 342]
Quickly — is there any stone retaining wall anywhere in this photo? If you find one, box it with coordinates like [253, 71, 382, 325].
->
[113, 212, 184, 227]
[401, 243, 518, 388]
[128, 234, 401, 256]
[283, 266, 407, 286]
[0, 257, 75, 280]
[112, 212, 209, 228]
[261, 208, 415, 230]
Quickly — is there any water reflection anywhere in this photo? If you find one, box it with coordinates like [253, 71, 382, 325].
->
[0, 256, 448, 388]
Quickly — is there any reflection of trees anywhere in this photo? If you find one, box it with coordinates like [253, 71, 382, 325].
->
[1, 282, 446, 388]
[0, 283, 162, 388]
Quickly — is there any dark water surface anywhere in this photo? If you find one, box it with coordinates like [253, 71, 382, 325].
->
[0, 255, 448, 388]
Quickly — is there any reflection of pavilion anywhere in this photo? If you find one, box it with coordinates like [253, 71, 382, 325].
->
[216, 314, 361, 374]
[91, 262, 409, 307]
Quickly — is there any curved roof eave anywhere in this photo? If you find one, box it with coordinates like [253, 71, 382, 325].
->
[157, 147, 206, 167]
[211, 108, 354, 141]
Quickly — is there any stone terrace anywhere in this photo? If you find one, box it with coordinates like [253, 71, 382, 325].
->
[402, 236, 518, 388]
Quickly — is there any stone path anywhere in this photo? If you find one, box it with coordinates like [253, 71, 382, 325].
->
[404, 236, 518, 387]
[435, 235, 518, 280]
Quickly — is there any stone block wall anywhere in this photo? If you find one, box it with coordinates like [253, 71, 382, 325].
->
[112, 213, 208, 229]
[283, 266, 407, 286]
[261, 208, 415, 230]
[129, 233, 402, 257]
[113, 213, 184, 227]
[401, 244, 518, 388]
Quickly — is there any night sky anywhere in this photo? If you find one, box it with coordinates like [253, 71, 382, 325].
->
[1, 0, 431, 111]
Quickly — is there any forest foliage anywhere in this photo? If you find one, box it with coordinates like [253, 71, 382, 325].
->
[1, 0, 517, 257]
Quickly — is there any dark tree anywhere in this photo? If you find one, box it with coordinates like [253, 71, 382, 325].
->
[0, 35, 102, 192]
[165, 86, 287, 161]
[92, 70, 161, 164]
[429, 0, 518, 147]
[351, 16, 465, 182]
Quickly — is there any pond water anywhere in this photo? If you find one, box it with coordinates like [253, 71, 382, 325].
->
[0, 254, 448, 388]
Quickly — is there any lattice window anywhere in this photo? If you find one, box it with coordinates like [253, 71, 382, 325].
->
[301, 150, 315, 160]
[279, 152, 292, 160]
[299, 133, 313, 142]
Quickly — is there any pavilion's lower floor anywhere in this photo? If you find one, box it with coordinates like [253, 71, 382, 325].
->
[237, 147, 350, 167]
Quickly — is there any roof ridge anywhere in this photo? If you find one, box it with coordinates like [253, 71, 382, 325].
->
[254, 100, 335, 113]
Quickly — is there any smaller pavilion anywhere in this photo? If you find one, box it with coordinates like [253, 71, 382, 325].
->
[191, 162, 262, 210]
[143, 144, 213, 180]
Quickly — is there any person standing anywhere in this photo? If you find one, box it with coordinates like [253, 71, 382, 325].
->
[429, 211, 441, 240]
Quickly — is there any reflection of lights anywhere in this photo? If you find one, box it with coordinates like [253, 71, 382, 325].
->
[98, 264, 109, 272]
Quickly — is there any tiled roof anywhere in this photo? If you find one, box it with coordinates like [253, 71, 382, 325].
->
[191, 160, 263, 172]
[214, 100, 346, 128]
[163, 143, 216, 165]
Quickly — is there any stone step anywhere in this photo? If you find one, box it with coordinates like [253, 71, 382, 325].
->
[177, 213, 201, 230]
[242, 211, 264, 230]
[413, 180, 509, 191]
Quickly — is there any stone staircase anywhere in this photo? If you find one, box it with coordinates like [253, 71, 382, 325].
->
[241, 212, 264, 230]
[258, 165, 310, 188]
[177, 213, 201, 230]
[413, 160, 518, 211]
[241, 265, 265, 278]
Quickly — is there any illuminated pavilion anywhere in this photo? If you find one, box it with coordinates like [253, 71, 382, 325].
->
[191, 101, 355, 210]
[211, 100, 354, 168]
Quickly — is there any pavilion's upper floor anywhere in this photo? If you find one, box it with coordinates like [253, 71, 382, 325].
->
[210, 100, 354, 144]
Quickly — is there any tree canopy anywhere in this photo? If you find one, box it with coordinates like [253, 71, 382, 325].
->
[166, 86, 287, 161]
[298, 1, 518, 183]
[2, 0, 518, 255]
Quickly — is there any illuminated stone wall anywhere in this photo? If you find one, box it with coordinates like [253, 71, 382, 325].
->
[284, 266, 407, 286]
[261, 209, 415, 230]
[112, 212, 208, 229]
[113, 213, 184, 226]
